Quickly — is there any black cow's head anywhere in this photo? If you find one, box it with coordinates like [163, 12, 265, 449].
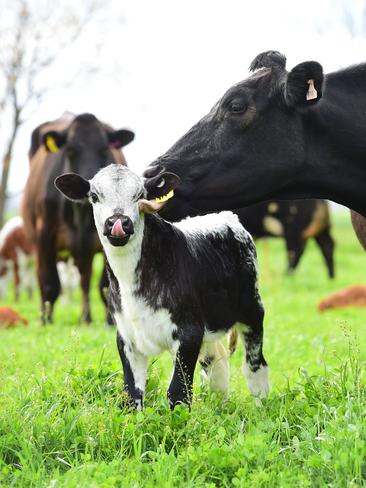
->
[143, 51, 323, 220]
[43, 113, 135, 180]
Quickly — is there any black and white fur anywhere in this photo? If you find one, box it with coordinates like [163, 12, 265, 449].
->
[55, 164, 269, 409]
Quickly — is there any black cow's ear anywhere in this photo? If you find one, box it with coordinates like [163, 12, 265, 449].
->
[54, 173, 90, 201]
[43, 130, 67, 153]
[108, 129, 135, 149]
[249, 50, 286, 72]
[285, 61, 323, 108]
[144, 172, 181, 200]
[139, 172, 181, 213]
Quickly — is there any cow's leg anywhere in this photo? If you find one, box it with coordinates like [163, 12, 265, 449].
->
[75, 252, 93, 323]
[315, 228, 335, 279]
[168, 329, 203, 409]
[240, 306, 269, 405]
[117, 331, 147, 410]
[36, 233, 60, 324]
[99, 261, 114, 326]
[24, 257, 34, 298]
[12, 258, 20, 302]
[199, 340, 229, 396]
[285, 233, 307, 274]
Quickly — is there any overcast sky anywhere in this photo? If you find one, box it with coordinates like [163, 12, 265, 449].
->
[7, 0, 366, 204]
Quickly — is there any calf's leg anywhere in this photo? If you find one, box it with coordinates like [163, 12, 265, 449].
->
[168, 329, 203, 409]
[199, 340, 229, 396]
[117, 332, 147, 410]
[239, 306, 269, 404]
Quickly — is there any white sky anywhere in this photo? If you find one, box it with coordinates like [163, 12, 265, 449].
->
[6, 0, 366, 206]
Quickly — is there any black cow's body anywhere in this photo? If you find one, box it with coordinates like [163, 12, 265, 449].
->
[144, 52, 366, 244]
[22, 114, 134, 323]
[55, 165, 269, 409]
[236, 199, 335, 277]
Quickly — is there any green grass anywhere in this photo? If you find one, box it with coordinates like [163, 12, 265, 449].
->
[1, 211, 366, 487]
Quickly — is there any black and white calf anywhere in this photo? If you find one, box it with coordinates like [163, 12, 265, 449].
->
[55, 165, 269, 409]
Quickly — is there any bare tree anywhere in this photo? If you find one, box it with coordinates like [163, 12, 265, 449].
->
[0, 0, 111, 226]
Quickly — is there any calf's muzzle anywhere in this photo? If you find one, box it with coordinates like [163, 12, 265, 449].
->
[103, 214, 134, 247]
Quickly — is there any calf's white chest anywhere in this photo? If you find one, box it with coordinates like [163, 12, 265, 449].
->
[114, 290, 177, 357]
[104, 222, 178, 358]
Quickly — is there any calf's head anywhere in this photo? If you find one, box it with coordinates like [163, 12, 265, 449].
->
[144, 51, 324, 220]
[54, 165, 180, 248]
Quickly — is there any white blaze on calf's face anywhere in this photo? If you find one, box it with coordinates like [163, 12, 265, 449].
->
[88, 165, 144, 246]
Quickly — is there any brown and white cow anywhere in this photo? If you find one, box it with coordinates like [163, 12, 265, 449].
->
[22, 113, 134, 324]
[0, 216, 34, 300]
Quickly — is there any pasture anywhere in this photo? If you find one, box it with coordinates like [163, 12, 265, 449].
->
[1, 211, 366, 487]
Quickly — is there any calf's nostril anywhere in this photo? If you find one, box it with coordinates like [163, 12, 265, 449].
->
[121, 217, 134, 235]
[103, 216, 117, 236]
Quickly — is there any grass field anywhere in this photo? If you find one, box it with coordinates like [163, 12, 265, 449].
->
[1, 211, 366, 487]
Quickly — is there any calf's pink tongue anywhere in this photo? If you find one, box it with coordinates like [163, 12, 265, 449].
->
[111, 219, 125, 237]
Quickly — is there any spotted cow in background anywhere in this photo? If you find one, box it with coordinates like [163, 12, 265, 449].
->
[235, 199, 335, 277]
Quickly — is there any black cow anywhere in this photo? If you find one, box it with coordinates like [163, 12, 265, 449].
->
[55, 165, 269, 409]
[22, 113, 134, 324]
[144, 51, 366, 238]
[236, 199, 335, 277]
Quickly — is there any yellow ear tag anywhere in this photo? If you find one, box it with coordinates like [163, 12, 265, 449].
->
[46, 135, 59, 153]
[154, 190, 174, 203]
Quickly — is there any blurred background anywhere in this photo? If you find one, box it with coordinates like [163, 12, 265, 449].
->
[2, 0, 366, 218]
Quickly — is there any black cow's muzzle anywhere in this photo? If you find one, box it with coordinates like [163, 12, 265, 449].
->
[103, 214, 134, 247]
[143, 162, 165, 178]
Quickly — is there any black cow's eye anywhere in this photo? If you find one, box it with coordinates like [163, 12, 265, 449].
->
[90, 192, 99, 203]
[229, 100, 246, 114]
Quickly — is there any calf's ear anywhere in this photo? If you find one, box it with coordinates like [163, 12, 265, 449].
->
[43, 130, 67, 153]
[139, 172, 181, 213]
[285, 61, 323, 108]
[54, 173, 90, 201]
[108, 129, 135, 149]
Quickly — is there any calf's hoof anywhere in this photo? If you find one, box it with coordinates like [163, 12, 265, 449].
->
[167, 391, 191, 410]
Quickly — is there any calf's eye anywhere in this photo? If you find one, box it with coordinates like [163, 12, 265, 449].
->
[90, 192, 99, 203]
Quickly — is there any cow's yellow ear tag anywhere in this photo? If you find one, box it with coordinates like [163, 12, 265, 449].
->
[46, 135, 59, 153]
[154, 190, 174, 203]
